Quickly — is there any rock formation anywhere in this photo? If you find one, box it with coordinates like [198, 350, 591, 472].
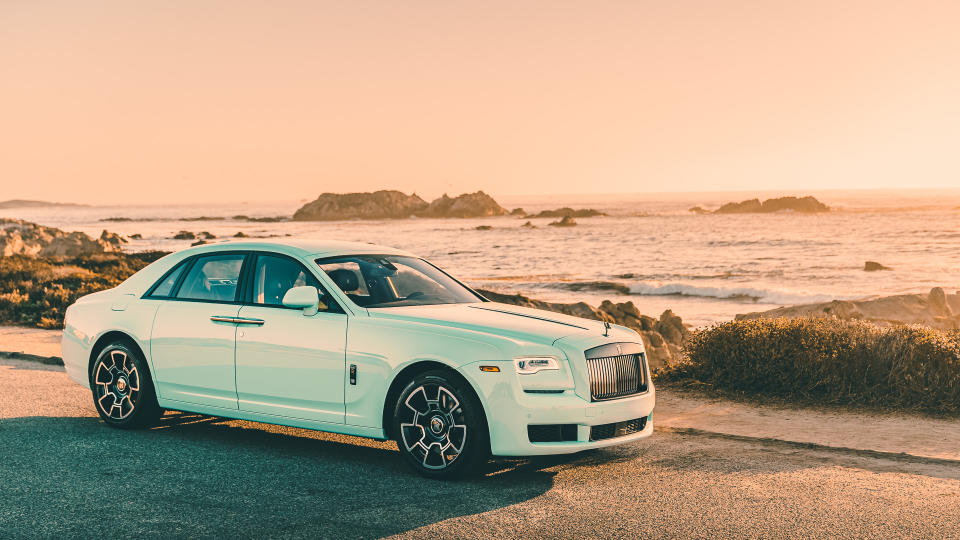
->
[476, 289, 688, 369]
[736, 287, 960, 330]
[0, 219, 124, 257]
[292, 190, 508, 220]
[527, 207, 605, 218]
[712, 196, 830, 214]
[864, 261, 892, 271]
[292, 190, 429, 221]
[548, 216, 577, 227]
[418, 191, 508, 218]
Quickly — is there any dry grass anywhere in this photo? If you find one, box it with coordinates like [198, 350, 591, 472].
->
[659, 317, 960, 413]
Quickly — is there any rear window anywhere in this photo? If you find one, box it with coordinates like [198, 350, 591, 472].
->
[176, 254, 245, 302]
[147, 261, 188, 298]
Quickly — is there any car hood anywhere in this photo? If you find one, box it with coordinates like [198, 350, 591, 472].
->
[367, 302, 608, 344]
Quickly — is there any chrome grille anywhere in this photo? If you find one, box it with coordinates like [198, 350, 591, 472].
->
[585, 347, 647, 401]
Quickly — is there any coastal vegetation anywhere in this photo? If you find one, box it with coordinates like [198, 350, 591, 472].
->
[660, 317, 960, 414]
[0, 252, 165, 328]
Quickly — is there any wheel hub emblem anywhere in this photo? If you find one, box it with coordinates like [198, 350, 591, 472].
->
[116, 377, 128, 393]
[430, 416, 445, 434]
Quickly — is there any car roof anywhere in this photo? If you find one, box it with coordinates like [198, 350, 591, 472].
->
[178, 239, 414, 259]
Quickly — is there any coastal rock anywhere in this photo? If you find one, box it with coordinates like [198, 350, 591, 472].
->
[292, 190, 509, 220]
[864, 261, 892, 271]
[528, 207, 605, 219]
[548, 216, 577, 227]
[521, 221, 536, 228]
[736, 287, 960, 331]
[233, 232, 249, 238]
[129, 233, 143, 240]
[0, 219, 124, 257]
[200, 231, 216, 239]
[688, 206, 710, 214]
[418, 191, 508, 218]
[475, 225, 493, 231]
[509, 208, 526, 216]
[172, 231, 196, 240]
[292, 190, 429, 221]
[714, 196, 830, 214]
[476, 288, 687, 368]
[928, 287, 953, 317]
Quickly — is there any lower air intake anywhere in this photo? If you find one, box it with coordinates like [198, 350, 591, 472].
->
[589, 416, 648, 441]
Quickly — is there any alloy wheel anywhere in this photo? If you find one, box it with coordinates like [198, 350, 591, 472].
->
[399, 383, 468, 470]
[93, 349, 142, 421]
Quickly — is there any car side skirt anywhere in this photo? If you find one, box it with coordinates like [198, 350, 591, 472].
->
[156, 398, 388, 441]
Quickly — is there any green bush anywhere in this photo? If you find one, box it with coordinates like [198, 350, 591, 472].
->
[0, 252, 168, 329]
[659, 317, 960, 413]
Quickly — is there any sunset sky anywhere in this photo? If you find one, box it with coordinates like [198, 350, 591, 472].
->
[3, 1, 959, 204]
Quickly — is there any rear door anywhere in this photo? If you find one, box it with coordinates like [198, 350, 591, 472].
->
[234, 253, 347, 424]
[149, 252, 246, 410]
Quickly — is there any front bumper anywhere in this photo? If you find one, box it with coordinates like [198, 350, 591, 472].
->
[462, 359, 655, 456]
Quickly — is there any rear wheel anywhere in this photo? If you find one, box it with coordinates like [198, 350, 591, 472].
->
[90, 341, 162, 429]
[393, 371, 489, 479]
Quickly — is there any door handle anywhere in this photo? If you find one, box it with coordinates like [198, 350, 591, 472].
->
[210, 316, 265, 326]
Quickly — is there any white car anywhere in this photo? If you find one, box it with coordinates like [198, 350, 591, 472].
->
[62, 240, 655, 478]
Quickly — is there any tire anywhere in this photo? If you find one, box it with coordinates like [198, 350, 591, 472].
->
[90, 341, 163, 429]
[393, 370, 489, 479]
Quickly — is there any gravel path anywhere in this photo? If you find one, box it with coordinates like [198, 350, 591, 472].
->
[1, 358, 959, 539]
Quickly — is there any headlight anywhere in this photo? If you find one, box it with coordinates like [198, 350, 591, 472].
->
[515, 356, 560, 375]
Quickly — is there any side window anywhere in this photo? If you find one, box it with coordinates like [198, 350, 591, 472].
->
[253, 254, 340, 312]
[176, 254, 244, 302]
[148, 261, 188, 298]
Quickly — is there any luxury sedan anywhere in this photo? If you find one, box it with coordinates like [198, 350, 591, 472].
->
[62, 240, 655, 478]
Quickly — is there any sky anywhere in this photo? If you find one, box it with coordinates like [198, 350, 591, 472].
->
[2, 1, 960, 204]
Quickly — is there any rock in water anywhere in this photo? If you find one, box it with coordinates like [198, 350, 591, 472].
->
[714, 196, 830, 214]
[528, 207, 605, 218]
[293, 190, 429, 221]
[864, 261, 892, 271]
[418, 191, 508, 218]
[548, 216, 577, 227]
[292, 190, 508, 220]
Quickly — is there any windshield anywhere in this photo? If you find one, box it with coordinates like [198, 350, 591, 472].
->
[316, 254, 482, 308]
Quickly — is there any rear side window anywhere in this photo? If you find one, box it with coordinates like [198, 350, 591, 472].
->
[148, 261, 188, 298]
[176, 254, 245, 302]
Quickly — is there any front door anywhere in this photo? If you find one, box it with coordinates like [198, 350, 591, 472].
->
[234, 253, 347, 424]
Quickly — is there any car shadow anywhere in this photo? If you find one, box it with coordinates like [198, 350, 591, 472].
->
[0, 412, 564, 538]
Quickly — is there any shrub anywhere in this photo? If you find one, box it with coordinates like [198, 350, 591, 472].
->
[659, 317, 960, 413]
[0, 252, 169, 329]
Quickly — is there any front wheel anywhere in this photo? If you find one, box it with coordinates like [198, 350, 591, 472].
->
[393, 371, 489, 479]
[90, 341, 162, 429]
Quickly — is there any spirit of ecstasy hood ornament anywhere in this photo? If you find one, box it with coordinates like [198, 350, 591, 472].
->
[603, 321, 611, 337]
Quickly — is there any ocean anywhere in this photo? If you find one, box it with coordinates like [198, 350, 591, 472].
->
[3, 189, 958, 327]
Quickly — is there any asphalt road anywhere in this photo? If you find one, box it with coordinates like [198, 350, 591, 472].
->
[2, 358, 959, 539]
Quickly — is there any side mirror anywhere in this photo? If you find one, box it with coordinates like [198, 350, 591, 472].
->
[282, 286, 320, 316]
